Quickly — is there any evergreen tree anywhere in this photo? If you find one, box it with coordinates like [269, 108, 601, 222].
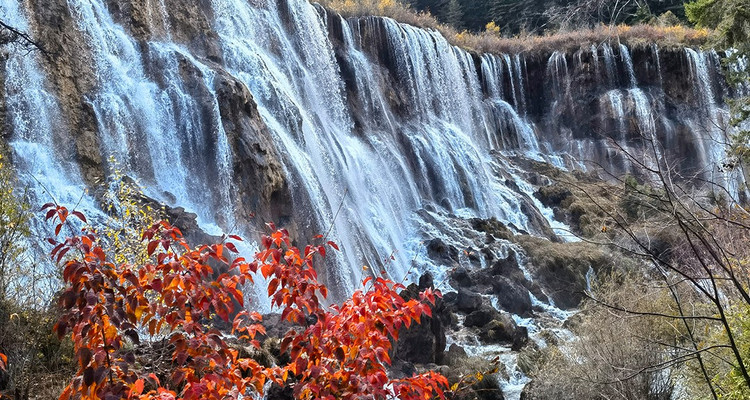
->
[404, 0, 690, 34]
[444, 0, 464, 30]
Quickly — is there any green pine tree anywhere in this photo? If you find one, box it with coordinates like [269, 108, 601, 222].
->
[444, 0, 464, 29]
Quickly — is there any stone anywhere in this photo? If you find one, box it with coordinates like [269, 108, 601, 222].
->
[491, 249, 520, 276]
[480, 319, 513, 343]
[418, 272, 434, 289]
[456, 289, 482, 313]
[479, 313, 527, 349]
[450, 267, 474, 287]
[443, 291, 458, 305]
[266, 384, 293, 400]
[464, 307, 500, 328]
[395, 279, 449, 365]
[426, 238, 459, 265]
[442, 344, 468, 367]
[492, 276, 533, 316]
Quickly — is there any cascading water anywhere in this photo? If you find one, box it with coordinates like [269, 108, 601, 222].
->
[0, 0, 101, 304]
[3, 0, 746, 397]
[684, 48, 742, 196]
[602, 43, 618, 86]
[65, 0, 238, 230]
[206, 0, 555, 298]
[620, 43, 638, 87]
[3, 0, 742, 297]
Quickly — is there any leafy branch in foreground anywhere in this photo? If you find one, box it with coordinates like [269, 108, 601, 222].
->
[43, 203, 448, 400]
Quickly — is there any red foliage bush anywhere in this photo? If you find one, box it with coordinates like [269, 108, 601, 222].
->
[43, 204, 448, 400]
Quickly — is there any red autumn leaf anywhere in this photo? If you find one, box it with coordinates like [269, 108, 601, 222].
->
[71, 211, 87, 223]
[147, 240, 159, 256]
[132, 378, 144, 395]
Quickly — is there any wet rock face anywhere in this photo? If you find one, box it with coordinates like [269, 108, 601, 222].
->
[464, 307, 500, 328]
[479, 315, 527, 350]
[456, 289, 483, 313]
[492, 276, 533, 317]
[213, 69, 293, 229]
[427, 238, 460, 266]
[27, 0, 103, 186]
[105, 0, 222, 61]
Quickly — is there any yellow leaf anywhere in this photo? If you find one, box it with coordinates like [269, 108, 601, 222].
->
[135, 306, 148, 321]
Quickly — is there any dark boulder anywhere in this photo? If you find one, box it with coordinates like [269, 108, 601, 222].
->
[464, 307, 501, 328]
[480, 319, 514, 343]
[266, 384, 294, 400]
[442, 344, 468, 367]
[395, 274, 450, 365]
[443, 291, 458, 305]
[456, 289, 483, 313]
[491, 249, 520, 276]
[450, 267, 474, 287]
[492, 277, 533, 316]
[478, 313, 528, 350]
[427, 238, 459, 265]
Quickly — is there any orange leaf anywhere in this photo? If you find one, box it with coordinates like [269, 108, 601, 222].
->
[133, 379, 145, 395]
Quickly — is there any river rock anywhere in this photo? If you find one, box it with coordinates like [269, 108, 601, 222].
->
[492, 276, 533, 317]
[395, 275, 449, 365]
[456, 288, 482, 313]
[427, 238, 460, 265]
[464, 307, 501, 328]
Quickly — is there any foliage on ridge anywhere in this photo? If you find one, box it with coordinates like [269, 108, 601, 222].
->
[317, 0, 710, 55]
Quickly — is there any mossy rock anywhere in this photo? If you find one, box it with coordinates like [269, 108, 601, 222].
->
[470, 217, 514, 241]
[518, 237, 613, 309]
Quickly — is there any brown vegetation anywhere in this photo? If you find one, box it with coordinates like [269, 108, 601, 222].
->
[526, 271, 691, 400]
[317, 0, 710, 54]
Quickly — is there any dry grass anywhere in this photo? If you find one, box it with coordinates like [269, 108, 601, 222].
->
[455, 24, 710, 54]
[317, 0, 443, 31]
[316, 0, 710, 55]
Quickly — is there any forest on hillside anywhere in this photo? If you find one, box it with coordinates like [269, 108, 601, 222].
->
[403, 0, 687, 34]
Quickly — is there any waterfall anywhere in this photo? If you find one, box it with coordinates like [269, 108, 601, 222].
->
[620, 43, 638, 87]
[206, 0, 547, 296]
[591, 44, 600, 83]
[547, 51, 569, 96]
[64, 0, 240, 232]
[602, 43, 617, 87]
[651, 43, 664, 88]
[1, 0, 743, 303]
[0, 0, 97, 304]
[2, 3, 746, 397]
[480, 53, 505, 102]
[513, 54, 527, 116]
[684, 48, 738, 197]
[1, 1, 84, 204]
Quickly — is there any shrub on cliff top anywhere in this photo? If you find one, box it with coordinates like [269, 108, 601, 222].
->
[317, 0, 709, 55]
